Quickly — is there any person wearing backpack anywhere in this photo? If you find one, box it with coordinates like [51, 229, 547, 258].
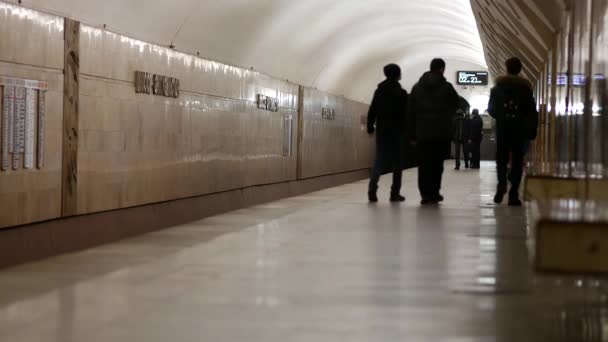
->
[488, 57, 539, 206]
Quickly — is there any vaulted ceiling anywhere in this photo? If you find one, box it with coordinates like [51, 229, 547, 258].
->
[6, 0, 489, 102]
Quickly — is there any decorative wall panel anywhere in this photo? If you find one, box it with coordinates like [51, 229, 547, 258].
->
[0, 77, 48, 171]
[299, 88, 373, 179]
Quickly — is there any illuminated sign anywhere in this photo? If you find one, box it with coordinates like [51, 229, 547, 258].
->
[457, 71, 489, 86]
[547, 73, 585, 87]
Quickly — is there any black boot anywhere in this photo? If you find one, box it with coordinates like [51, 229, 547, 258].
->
[390, 194, 405, 202]
[368, 192, 378, 203]
[494, 185, 507, 204]
[508, 192, 522, 207]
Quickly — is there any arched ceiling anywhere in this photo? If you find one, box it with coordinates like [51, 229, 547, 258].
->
[8, 0, 488, 102]
[471, 0, 563, 83]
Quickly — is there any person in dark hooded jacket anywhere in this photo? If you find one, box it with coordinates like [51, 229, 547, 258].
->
[488, 57, 538, 206]
[408, 58, 460, 204]
[367, 64, 408, 203]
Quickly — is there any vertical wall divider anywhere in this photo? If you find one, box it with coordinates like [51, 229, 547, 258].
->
[296, 86, 305, 180]
[61, 18, 80, 216]
[549, 35, 559, 171]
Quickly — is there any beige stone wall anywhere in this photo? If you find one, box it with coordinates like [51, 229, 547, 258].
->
[0, 3, 373, 228]
[300, 87, 373, 179]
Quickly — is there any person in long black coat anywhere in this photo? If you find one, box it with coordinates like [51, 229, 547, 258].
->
[408, 58, 459, 205]
[467, 109, 484, 169]
[367, 64, 408, 203]
[488, 57, 539, 206]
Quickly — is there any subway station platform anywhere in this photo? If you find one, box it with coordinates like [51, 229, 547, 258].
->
[0, 162, 605, 341]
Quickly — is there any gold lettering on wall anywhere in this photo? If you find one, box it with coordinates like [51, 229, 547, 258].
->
[0, 76, 48, 172]
[135, 71, 180, 98]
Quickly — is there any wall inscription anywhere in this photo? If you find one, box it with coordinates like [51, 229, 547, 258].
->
[135, 71, 180, 98]
[321, 107, 336, 120]
[0, 76, 47, 171]
[257, 94, 279, 112]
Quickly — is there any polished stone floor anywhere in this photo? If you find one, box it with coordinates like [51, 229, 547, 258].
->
[0, 162, 606, 341]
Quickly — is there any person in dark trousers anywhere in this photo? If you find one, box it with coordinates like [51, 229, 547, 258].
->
[488, 57, 539, 206]
[408, 58, 459, 205]
[468, 109, 484, 169]
[367, 64, 408, 203]
[452, 98, 471, 170]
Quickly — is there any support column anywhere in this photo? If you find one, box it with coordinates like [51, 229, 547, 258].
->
[296, 86, 305, 180]
[62, 19, 80, 216]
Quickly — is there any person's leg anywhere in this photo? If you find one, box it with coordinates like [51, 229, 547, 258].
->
[368, 140, 384, 201]
[494, 140, 510, 203]
[454, 141, 461, 170]
[508, 140, 525, 206]
[473, 141, 481, 168]
[463, 142, 470, 168]
[435, 141, 446, 199]
[418, 142, 432, 201]
[390, 141, 404, 201]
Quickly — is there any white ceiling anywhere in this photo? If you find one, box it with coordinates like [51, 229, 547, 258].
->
[11, 0, 488, 102]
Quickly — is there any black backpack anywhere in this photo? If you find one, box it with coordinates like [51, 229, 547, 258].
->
[502, 90, 538, 140]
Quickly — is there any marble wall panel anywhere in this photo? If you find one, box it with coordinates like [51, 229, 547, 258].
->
[79, 26, 298, 110]
[299, 88, 373, 179]
[78, 76, 297, 214]
[0, 62, 63, 228]
[0, 2, 64, 69]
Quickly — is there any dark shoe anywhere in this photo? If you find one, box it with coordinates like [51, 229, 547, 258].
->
[435, 194, 444, 202]
[454, 166, 460, 170]
[368, 192, 378, 203]
[390, 194, 405, 202]
[508, 194, 522, 207]
[494, 191, 505, 204]
[421, 198, 439, 205]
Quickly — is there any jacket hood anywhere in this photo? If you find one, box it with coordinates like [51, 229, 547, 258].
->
[495, 74, 533, 90]
[417, 71, 447, 90]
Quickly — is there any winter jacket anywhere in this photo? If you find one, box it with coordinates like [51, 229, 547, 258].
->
[488, 74, 539, 141]
[408, 71, 460, 141]
[452, 113, 469, 142]
[367, 79, 408, 138]
[469, 115, 483, 142]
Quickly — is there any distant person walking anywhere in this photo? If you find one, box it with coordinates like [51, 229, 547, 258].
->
[367, 64, 408, 203]
[452, 97, 471, 170]
[468, 109, 484, 169]
[408, 58, 459, 205]
[488, 57, 539, 206]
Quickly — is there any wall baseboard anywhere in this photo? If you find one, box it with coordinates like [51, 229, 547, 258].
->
[0, 169, 369, 270]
